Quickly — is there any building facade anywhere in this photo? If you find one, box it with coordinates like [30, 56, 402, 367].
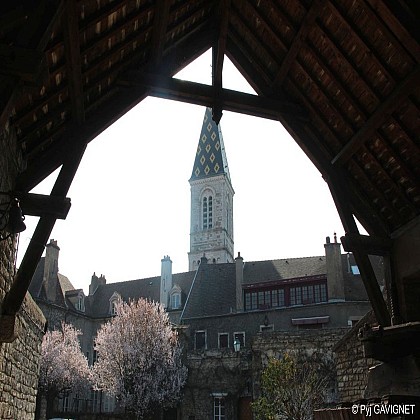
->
[29, 108, 381, 419]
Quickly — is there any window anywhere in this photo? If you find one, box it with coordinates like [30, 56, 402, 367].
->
[290, 286, 302, 306]
[171, 293, 181, 310]
[260, 324, 274, 332]
[244, 280, 327, 311]
[214, 396, 226, 419]
[218, 333, 229, 349]
[233, 332, 245, 348]
[111, 300, 117, 315]
[109, 292, 121, 315]
[76, 293, 85, 312]
[195, 330, 207, 350]
[202, 193, 213, 229]
[245, 288, 285, 310]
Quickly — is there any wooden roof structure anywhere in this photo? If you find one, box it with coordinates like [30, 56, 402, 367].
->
[1, 0, 419, 332]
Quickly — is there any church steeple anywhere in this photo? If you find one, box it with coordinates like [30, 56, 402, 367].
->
[188, 108, 234, 271]
[190, 107, 231, 182]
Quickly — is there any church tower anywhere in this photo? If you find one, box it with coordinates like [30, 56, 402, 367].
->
[188, 108, 234, 271]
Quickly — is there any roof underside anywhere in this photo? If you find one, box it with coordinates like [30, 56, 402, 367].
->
[1, 0, 419, 238]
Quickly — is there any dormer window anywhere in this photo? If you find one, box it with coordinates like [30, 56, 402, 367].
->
[171, 293, 181, 310]
[75, 292, 85, 312]
[109, 292, 121, 316]
[111, 300, 117, 315]
[170, 285, 182, 310]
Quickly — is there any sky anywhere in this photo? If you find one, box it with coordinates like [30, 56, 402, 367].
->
[18, 49, 346, 293]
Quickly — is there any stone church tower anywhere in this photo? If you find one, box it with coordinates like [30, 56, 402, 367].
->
[188, 108, 234, 270]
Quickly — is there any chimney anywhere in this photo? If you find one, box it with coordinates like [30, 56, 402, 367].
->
[200, 254, 208, 265]
[43, 239, 60, 302]
[235, 252, 244, 311]
[89, 272, 106, 295]
[324, 234, 345, 301]
[160, 256, 173, 308]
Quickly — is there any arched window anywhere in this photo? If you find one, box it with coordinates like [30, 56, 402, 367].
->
[109, 292, 121, 315]
[75, 292, 85, 312]
[202, 194, 213, 229]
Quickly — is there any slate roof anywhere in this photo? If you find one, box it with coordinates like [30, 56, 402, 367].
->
[181, 261, 237, 319]
[190, 107, 231, 182]
[28, 257, 76, 306]
[243, 256, 327, 286]
[86, 271, 195, 318]
[181, 253, 379, 319]
[28, 257, 46, 298]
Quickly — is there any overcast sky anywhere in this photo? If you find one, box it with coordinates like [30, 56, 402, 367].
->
[18, 49, 346, 293]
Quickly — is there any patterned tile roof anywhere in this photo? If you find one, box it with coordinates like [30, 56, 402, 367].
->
[190, 107, 231, 182]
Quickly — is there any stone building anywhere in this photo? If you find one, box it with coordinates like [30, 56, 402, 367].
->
[1, 4, 419, 419]
[28, 108, 381, 419]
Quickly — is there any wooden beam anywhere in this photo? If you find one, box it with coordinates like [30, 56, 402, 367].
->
[341, 233, 392, 256]
[0, 44, 46, 83]
[150, 0, 171, 69]
[365, 0, 420, 64]
[272, 0, 324, 88]
[1, 128, 87, 333]
[212, 0, 230, 124]
[15, 192, 71, 219]
[62, 0, 85, 125]
[327, 170, 391, 326]
[332, 66, 420, 165]
[16, 22, 214, 192]
[119, 72, 308, 121]
[0, 6, 27, 36]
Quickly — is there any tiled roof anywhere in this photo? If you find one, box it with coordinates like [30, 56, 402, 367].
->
[190, 107, 231, 182]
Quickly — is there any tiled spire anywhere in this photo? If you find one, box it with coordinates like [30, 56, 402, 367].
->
[190, 107, 231, 181]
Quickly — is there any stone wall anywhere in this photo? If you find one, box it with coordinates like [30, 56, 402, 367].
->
[334, 312, 377, 402]
[180, 349, 252, 420]
[252, 328, 349, 404]
[0, 294, 46, 419]
[1, 124, 47, 419]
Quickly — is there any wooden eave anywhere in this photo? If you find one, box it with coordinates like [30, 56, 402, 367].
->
[1, 0, 419, 329]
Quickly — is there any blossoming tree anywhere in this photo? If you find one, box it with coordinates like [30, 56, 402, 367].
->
[38, 322, 92, 420]
[93, 298, 187, 419]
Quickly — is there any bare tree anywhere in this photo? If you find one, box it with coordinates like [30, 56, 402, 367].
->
[252, 353, 331, 420]
[93, 298, 187, 419]
[38, 322, 92, 420]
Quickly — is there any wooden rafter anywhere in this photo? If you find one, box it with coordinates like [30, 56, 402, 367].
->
[0, 1, 63, 123]
[272, 0, 324, 89]
[150, 0, 171, 69]
[341, 233, 392, 256]
[365, 0, 420, 62]
[284, 76, 391, 237]
[332, 66, 420, 166]
[292, 42, 418, 216]
[0, 44, 46, 83]
[62, 0, 85, 125]
[327, 170, 391, 327]
[16, 192, 71, 219]
[212, 0, 230, 124]
[119, 72, 307, 121]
